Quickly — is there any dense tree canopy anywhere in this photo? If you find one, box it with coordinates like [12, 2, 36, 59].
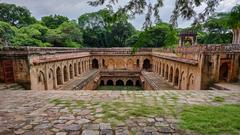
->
[41, 15, 69, 29]
[0, 3, 36, 27]
[196, 13, 232, 44]
[79, 9, 136, 47]
[128, 23, 178, 48]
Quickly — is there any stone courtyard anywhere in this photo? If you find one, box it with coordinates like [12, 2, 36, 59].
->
[0, 89, 239, 135]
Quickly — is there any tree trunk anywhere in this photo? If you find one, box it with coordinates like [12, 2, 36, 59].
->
[237, 28, 240, 44]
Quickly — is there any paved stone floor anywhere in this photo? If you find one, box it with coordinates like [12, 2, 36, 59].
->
[0, 90, 240, 135]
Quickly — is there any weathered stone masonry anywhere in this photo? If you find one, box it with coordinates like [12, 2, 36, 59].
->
[0, 44, 239, 90]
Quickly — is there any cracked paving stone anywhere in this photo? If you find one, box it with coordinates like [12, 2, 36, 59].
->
[100, 123, 112, 130]
[63, 124, 81, 131]
[75, 118, 90, 125]
[56, 132, 67, 135]
[34, 123, 52, 129]
[82, 130, 99, 135]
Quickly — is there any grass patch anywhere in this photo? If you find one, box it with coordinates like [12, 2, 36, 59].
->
[100, 101, 163, 126]
[180, 104, 240, 134]
[96, 86, 143, 91]
[212, 96, 225, 102]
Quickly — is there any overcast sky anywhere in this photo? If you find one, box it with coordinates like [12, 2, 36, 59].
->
[0, 0, 239, 29]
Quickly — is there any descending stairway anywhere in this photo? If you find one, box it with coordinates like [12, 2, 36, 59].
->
[209, 82, 240, 90]
[0, 83, 25, 90]
[58, 69, 99, 90]
[141, 71, 175, 90]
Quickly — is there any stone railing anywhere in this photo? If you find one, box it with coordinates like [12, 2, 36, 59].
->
[176, 44, 240, 54]
[0, 46, 153, 56]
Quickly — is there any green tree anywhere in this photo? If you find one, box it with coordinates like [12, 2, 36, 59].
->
[11, 23, 51, 47]
[196, 13, 232, 44]
[0, 3, 36, 27]
[46, 21, 83, 48]
[41, 15, 69, 29]
[0, 21, 15, 47]
[128, 23, 178, 48]
[79, 8, 135, 47]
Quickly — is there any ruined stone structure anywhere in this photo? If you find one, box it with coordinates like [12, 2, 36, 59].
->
[0, 44, 240, 90]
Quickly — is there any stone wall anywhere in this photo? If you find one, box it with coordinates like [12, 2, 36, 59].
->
[0, 45, 239, 90]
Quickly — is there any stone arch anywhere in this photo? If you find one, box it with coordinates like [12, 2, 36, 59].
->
[74, 63, 77, 76]
[126, 80, 134, 86]
[143, 59, 151, 70]
[48, 68, 55, 90]
[107, 80, 114, 86]
[116, 59, 125, 69]
[92, 59, 99, 69]
[169, 66, 173, 82]
[162, 63, 165, 77]
[78, 62, 81, 74]
[38, 71, 46, 90]
[102, 59, 105, 67]
[116, 80, 124, 86]
[136, 80, 141, 86]
[69, 64, 73, 79]
[180, 71, 187, 90]
[63, 65, 68, 82]
[137, 59, 140, 67]
[82, 61, 84, 73]
[187, 73, 195, 90]
[159, 62, 161, 75]
[165, 64, 169, 80]
[174, 68, 179, 87]
[219, 62, 229, 81]
[127, 59, 134, 69]
[107, 59, 115, 70]
[56, 67, 63, 85]
[100, 80, 105, 86]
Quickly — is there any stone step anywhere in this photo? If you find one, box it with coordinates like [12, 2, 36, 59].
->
[141, 71, 175, 90]
[58, 69, 99, 90]
[209, 87, 219, 90]
[0, 83, 25, 90]
[212, 84, 230, 90]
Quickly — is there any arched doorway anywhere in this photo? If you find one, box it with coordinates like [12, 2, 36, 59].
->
[169, 67, 173, 82]
[174, 68, 179, 87]
[107, 80, 114, 86]
[187, 73, 195, 90]
[56, 67, 63, 85]
[137, 59, 140, 68]
[38, 71, 46, 90]
[126, 80, 134, 86]
[100, 80, 105, 86]
[102, 59, 105, 67]
[136, 80, 141, 86]
[127, 59, 134, 69]
[74, 63, 77, 77]
[162, 64, 165, 77]
[159, 62, 161, 75]
[69, 64, 73, 79]
[92, 59, 99, 69]
[165, 65, 169, 80]
[64, 66, 68, 82]
[78, 62, 81, 75]
[116, 80, 124, 86]
[219, 62, 229, 81]
[143, 59, 151, 70]
[48, 69, 55, 89]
